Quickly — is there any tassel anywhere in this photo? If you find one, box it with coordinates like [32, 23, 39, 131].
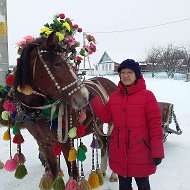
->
[77, 124, 86, 137]
[77, 147, 86, 162]
[65, 177, 77, 190]
[3, 130, 10, 141]
[39, 171, 53, 190]
[13, 124, 19, 135]
[96, 169, 104, 186]
[1, 110, 10, 120]
[80, 179, 92, 190]
[53, 143, 61, 156]
[79, 142, 87, 153]
[52, 176, 65, 190]
[90, 137, 99, 149]
[68, 147, 77, 162]
[13, 133, 24, 144]
[98, 138, 104, 149]
[4, 159, 17, 172]
[0, 160, 4, 169]
[14, 164, 28, 179]
[88, 171, 100, 189]
[68, 127, 77, 139]
[13, 152, 26, 165]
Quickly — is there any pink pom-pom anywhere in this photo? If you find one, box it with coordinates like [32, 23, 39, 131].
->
[4, 159, 17, 172]
[3, 100, 16, 114]
[65, 177, 77, 190]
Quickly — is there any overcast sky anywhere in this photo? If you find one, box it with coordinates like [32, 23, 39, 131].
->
[6, 0, 190, 64]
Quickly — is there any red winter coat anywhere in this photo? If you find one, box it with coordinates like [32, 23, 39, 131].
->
[90, 76, 164, 177]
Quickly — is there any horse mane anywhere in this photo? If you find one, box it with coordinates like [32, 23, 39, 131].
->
[14, 43, 37, 89]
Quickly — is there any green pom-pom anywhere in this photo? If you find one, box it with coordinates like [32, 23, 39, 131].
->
[13, 124, 19, 135]
[52, 176, 65, 190]
[68, 127, 77, 138]
[14, 164, 28, 179]
[77, 147, 86, 161]
[80, 143, 87, 153]
[1, 111, 10, 120]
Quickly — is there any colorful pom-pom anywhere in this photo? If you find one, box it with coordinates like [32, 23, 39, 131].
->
[77, 147, 86, 162]
[68, 147, 77, 162]
[3, 100, 16, 114]
[39, 171, 53, 190]
[1, 110, 10, 120]
[14, 164, 28, 179]
[52, 176, 65, 190]
[53, 143, 61, 156]
[13, 133, 24, 144]
[13, 124, 19, 135]
[5, 74, 15, 87]
[65, 177, 77, 190]
[77, 124, 86, 137]
[4, 159, 17, 172]
[90, 136, 99, 149]
[68, 127, 77, 138]
[3, 130, 10, 141]
[88, 171, 100, 189]
[13, 152, 26, 165]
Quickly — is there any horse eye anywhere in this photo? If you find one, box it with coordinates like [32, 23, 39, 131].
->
[53, 62, 62, 67]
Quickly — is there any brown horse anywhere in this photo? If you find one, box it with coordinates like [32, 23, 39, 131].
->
[0, 33, 117, 181]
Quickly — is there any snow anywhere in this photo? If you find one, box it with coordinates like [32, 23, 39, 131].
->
[0, 75, 190, 190]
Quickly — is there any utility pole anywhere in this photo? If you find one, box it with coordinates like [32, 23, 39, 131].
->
[0, 0, 9, 85]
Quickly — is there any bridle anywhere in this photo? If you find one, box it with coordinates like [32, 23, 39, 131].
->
[31, 46, 85, 99]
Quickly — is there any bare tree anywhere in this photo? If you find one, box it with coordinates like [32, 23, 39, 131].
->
[145, 47, 162, 77]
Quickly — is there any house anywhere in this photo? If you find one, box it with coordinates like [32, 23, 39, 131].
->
[93, 51, 146, 75]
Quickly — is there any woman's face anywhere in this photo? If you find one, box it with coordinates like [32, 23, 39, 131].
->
[120, 68, 137, 86]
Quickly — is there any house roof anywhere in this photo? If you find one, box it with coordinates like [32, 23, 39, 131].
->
[97, 50, 145, 65]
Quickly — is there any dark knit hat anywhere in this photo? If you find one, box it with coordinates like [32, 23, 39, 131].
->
[118, 59, 141, 79]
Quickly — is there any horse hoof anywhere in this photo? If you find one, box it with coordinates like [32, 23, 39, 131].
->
[109, 177, 118, 182]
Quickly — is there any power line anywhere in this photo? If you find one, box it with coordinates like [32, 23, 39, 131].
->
[87, 18, 190, 34]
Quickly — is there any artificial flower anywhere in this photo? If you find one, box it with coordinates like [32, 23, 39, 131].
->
[59, 13, 65, 19]
[56, 32, 64, 41]
[77, 28, 82, 33]
[40, 27, 53, 36]
[63, 22, 71, 32]
[5, 74, 15, 87]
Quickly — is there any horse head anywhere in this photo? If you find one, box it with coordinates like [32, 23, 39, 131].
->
[14, 33, 89, 110]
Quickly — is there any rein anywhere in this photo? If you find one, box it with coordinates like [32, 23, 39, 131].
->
[85, 80, 114, 136]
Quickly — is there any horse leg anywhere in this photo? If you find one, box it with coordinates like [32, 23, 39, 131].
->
[100, 136, 118, 182]
[40, 144, 59, 180]
[100, 136, 108, 177]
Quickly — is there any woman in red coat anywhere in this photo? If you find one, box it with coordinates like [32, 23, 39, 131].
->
[89, 59, 164, 190]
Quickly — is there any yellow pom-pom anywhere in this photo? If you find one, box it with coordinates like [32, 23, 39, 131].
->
[3, 130, 10, 141]
[88, 171, 100, 189]
[1, 111, 10, 120]
[68, 147, 77, 162]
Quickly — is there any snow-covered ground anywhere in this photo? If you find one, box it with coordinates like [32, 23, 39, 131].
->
[0, 75, 190, 190]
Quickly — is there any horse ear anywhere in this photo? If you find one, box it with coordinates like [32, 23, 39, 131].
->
[46, 32, 59, 47]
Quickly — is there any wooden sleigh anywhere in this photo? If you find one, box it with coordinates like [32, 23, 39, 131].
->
[158, 102, 182, 141]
